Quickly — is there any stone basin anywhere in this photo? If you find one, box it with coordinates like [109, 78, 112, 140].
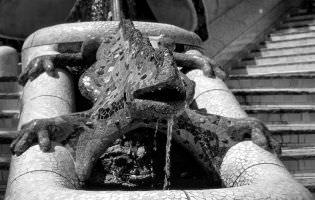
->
[4, 21, 313, 200]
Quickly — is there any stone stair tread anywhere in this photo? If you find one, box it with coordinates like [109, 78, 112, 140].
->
[270, 30, 315, 39]
[0, 76, 17, 82]
[242, 105, 315, 112]
[291, 8, 315, 16]
[229, 72, 315, 79]
[0, 130, 17, 142]
[235, 60, 315, 69]
[232, 88, 315, 94]
[0, 156, 10, 170]
[266, 36, 315, 42]
[285, 14, 315, 22]
[263, 36, 315, 48]
[259, 44, 315, 51]
[0, 110, 19, 118]
[266, 123, 315, 132]
[279, 17, 315, 28]
[281, 19, 315, 27]
[273, 26, 315, 35]
[281, 146, 315, 159]
[252, 51, 315, 60]
[242, 52, 315, 66]
[0, 184, 5, 197]
[270, 33, 315, 43]
[294, 173, 315, 192]
[287, 13, 315, 21]
[231, 64, 315, 76]
[0, 93, 20, 99]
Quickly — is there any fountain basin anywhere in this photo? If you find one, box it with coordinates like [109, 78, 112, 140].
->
[5, 141, 312, 200]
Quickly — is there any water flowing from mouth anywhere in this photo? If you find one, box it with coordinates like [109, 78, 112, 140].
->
[150, 120, 159, 187]
[154, 120, 159, 152]
[163, 116, 174, 190]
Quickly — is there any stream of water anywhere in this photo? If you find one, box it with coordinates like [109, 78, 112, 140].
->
[163, 116, 174, 190]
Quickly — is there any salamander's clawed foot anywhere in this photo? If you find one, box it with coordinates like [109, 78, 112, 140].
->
[228, 117, 281, 154]
[10, 119, 52, 155]
[10, 117, 74, 156]
[186, 50, 227, 80]
[18, 55, 56, 86]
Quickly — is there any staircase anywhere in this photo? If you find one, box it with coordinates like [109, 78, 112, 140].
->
[227, 5, 315, 194]
[0, 46, 20, 200]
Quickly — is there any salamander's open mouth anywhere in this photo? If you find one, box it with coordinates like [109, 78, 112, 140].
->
[133, 83, 186, 103]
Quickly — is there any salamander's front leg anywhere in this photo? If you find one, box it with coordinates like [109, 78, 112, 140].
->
[18, 53, 87, 86]
[19, 37, 102, 86]
[10, 112, 90, 155]
[74, 108, 136, 183]
[176, 109, 280, 171]
[185, 108, 280, 153]
[226, 116, 281, 154]
[174, 50, 227, 80]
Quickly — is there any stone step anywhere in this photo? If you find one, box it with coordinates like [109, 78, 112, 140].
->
[232, 61, 315, 75]
[0, 93, 20, 99]
[0, 184, 6, 200]
[227, 73, 315, 89]
[280, 18, 315, 28]
[232, 88, 315, 106]
[291, 8, 315, 16]
[256, 45, 315, 57]
[0, 144, 10, 156]
[0, 77, 17, 82]
[267, 124, 315, 148]
[0, 110, 19, 118]
[0, 77, 20, 95]
[284, 15, 315, 23]
[264, 37, 315, 49]
[0, 110, 19, 130]
[287, 13, 315, 21]
[0, 82, 21, 94]
[0, 163, 9, 199]
[294, 173, 315, 192]
[0, 93, 20, 111]
[243, 105, 315, 124]
[0, 157, 10, 170]
[274, 25, 315, 36]
[281, 146, 315, 174]
[242, 53, 315, 66]
[270, 30, 315, 41]
[281, 146, 315, 159]
[0, 130, 17, 143]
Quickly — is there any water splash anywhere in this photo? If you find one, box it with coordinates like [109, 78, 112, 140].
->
[163, 116, 174, 190]
[151, 120, 159, 187]
[154, 120, 159, 152]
